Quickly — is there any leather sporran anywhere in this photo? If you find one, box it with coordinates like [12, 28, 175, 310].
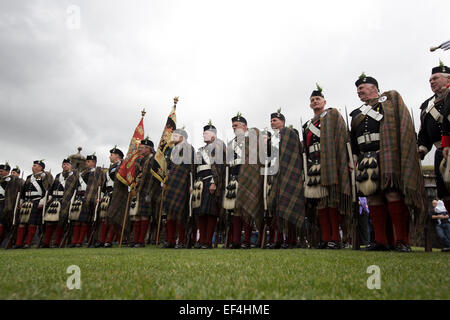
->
[355, 152, 380, 197]
[69, 199, 83, 221]
[99, 195, 111, 219]
[304, 163, 328, 199]
[223, 179, 238, 210]
[192, 180, 203, 209]
[19, 201, 33, 224]
[44, 200, 61, 222]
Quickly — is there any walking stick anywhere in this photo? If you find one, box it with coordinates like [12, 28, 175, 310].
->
[261, 159, 269, 249]
[37, 190, 49, 248]
[87, 186, 102, 247]
[186, 172, 194, 248]
[344, 107, 360, 250]
[156, 186, 165, 247]
[6, 192, 21, 249]
[119, 188, 132, 248]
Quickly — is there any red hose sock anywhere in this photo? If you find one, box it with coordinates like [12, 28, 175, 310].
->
[25, 225, 38, 245]
[98, 220, 107, 243]
[317, 208, 331, 242]
[232, 216, 242, 244]
[54, 226, 64, 246]
[166, 219, 176, 245]
[207, 216, 217, 245]
[243, 220, 252, 244]
[71, 224, 80, 245]
[44, 224, 55, 245]
[328, 208, 341, 242]
[77, 224, 88, 245]
[177, 223, 186, 245]
[369, 205, 388, 245]
[139, 219, 149, 244]
[198, 215, 207, 245]
[15, 226, 26, 246]
[387, 200, 410, 245]
[133, 220, 141, 244]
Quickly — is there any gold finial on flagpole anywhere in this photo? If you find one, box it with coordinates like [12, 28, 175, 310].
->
[141, 108, 146, 117]
[174, 96, 179, 108]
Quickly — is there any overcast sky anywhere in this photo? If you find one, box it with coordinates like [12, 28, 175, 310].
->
[1, 0, 449, 176]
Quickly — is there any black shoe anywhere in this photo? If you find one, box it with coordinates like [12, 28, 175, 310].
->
[231, 242, 241, 249]
[268, 242, 281, 249]
[194, 243, 202, 249]
[175, 243, 186, 249]
[395, 241, 411, 253]
[362, 242, 389, 251]
[94, 242, 104, 248]
[75, 244, 81, 248]
[13, 244, 23, 249]
[241, 242, 251, 249]
[160, 243, 174, 248]
[441, 247, 450, 252]
[318, 241, 328, 249]
[50, 244, 59, 248]
[327, 241, 340, 249]
[23, 244, 30, 249]
[128, 242, 136, 248]
[104, 242, 112, 248]
[41, 244, 50, 249]
[134, 243, 146, 248]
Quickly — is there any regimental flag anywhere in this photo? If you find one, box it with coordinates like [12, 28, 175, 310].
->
[117, 110, 146, 186]
[151, 97, 178, 184]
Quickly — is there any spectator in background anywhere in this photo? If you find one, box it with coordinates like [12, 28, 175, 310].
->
[358, 197, 370, 246]
[431, 199, 450, 252]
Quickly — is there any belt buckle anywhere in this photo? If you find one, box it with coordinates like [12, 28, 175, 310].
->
[363, 132, 371, 144]
[313, 143, 320, 152]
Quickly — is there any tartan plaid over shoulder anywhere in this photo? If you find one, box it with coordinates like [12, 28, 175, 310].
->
[164, 142, 195, 223]
[379, 90, 427, 221]
[106, 177, 129, 226]
[234, 128, 264, 226]
[320, 108, 352, 216]
[137, 154, 157, 217]
[268, 127, 305, 227]
[1, 175, 21, 229]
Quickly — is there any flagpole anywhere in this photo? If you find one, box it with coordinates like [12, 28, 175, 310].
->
[119, 189, 132, 248]
[155, 97, 178, 247]
[118, 108, 146, 248]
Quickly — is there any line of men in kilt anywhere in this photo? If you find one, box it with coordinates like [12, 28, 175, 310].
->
[1, 64, 449, 252]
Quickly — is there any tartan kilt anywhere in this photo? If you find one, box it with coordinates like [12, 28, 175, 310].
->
[21, 199, 42, 225]
[194, 176, 219, 217]
[434, 148, 450, 198]
[106, 182, 129, 226]
[138, 177, 161, 218]
[77, 199, 96, 223]
[0, 202, 5, 224]
[164, 166, 190, 223]
[45, 198, 69, 226]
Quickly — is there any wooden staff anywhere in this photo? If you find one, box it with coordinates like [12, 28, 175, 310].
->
[119, 189, 132, 248]
[156, 185, 165, 247]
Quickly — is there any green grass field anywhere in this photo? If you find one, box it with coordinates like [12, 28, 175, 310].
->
[0, 246, 448, 300]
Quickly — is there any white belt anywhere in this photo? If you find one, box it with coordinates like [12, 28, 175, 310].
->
[197, 164, 211, 173]
[357, 133, 380, 145]
[53, 191, 64, 197]
[201, 175, 213, 181]
[27, 191, 42, 197]
[308, 144, 321, 153]
[307, 122, 321, 138]
[360, 105, 383, 121]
